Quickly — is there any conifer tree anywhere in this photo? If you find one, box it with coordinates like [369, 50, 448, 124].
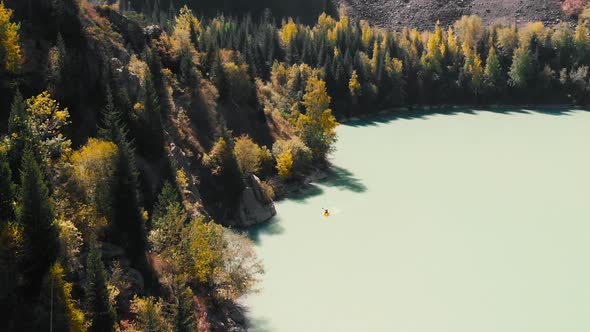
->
[509, 47, 533, 89]
[0, 151, 15, 223]
[17, 147, 59, 296]
[86, 241, 116, 332]
[99, 88, 146, 261]
[484, 46, 502, 87]
[7, 91, 29, 179]
[170, 283, 195, 332]
[139, 67, 164, 158]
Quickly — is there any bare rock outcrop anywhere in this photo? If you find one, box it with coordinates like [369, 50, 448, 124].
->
[167, 141, 205, 219]
[228, 175, 276, 227]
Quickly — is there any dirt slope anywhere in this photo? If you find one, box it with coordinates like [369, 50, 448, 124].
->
[337, 0, 568, 29]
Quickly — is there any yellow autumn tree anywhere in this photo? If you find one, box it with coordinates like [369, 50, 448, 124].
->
[233, 135, 262, 175]
[349, 70, 362, 97]
[44, 263, 87, 332]
[189, 219, 225, 283]
[175, 5, 201, 33]
[279, 18, 298, 46]
[70, 139, 118, 223]
[26, 91, 71, 160]
[422, 21, 444, 76]
[174, 4, 200, 47]
[223, 62, 252, 103]
[296, 77, 338, 161]
[470, 54, 485, 95]
[0, 2, 22, 73]
[275, 149, 294, 179]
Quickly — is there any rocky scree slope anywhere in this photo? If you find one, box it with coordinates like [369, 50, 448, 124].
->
[337, 0, 569, 29]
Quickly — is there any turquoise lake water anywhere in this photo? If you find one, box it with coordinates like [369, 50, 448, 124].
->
[245, 109, 590, 332]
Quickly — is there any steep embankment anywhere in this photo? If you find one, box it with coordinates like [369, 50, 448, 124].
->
[338, 0, 569, 29]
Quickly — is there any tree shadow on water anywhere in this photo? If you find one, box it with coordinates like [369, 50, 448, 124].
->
[246, 315, 274, 332]
[321, 165, 367, 193]
[248, 215, 285, 244]
[289, 183, 325, 202]
[343, 107, 587, 127]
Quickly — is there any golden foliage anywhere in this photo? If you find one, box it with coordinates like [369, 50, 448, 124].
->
[259, 180, 275, 200]
[386, 58, 404, 77]
[176, 169, 189, 190]
[128, 54, 148, 82]
[203, 137, 229, 176]
[575, 17, 590, 48]
[49, 263, 88, 332]
[454, 15, 484, 49]
[70, 139, 117, 203]
[26, 91, 72, 160]
[349, 70, 362, 97]
[0, 1, 21, 72]
[519, 22, 548, 47]
[497, 26, 519, 53]
[279, 18, 298, 45]
[275, 149, 293, 179]
[233, 135, 262, 175]
[316, 13, 336, 31]
[361, 20, 374, 49]
[189, 220, 225, 283]
[129, 296, 169, 331]
[175, 5, 201, 33]
[297, 77, 338, 160]
[223, 62, 252, 102]
[302, 77, 331, 115]
[56, 217, 83, 271]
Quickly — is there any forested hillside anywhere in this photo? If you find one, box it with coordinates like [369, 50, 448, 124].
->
[122, 0, 336, 24]
[2, 0, 590, 331]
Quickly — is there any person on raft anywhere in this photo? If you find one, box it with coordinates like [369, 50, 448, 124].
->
[323, 209, 330, 216]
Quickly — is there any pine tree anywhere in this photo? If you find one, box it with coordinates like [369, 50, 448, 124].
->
[86, 241, 116, 332]
[170, 283, 195, 332]
[48, 33, 68, 95]
[17, 147, 59, 296]
[509, 47, 533, 89]
[484, 46, 502, 87]
[0, 151, 15, 223]
[99, 88, 146, 262]
[152, 181, 182, 223]
[7, 91, 29, 180]
[139, 67, 164, 158]
[145, 48, 170, 115]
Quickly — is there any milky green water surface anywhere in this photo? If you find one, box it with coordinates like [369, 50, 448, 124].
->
[245, 109, 590, 332]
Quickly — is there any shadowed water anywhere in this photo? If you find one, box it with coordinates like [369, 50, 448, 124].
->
[245, 109, 590, 332]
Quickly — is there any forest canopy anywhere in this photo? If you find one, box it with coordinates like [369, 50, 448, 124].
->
[3, 0, 590, 330]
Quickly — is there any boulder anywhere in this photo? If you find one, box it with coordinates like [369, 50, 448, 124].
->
[233, 175, 276, 227]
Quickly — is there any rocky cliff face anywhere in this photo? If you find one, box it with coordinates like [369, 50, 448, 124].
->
[229, 175, 277, 227]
